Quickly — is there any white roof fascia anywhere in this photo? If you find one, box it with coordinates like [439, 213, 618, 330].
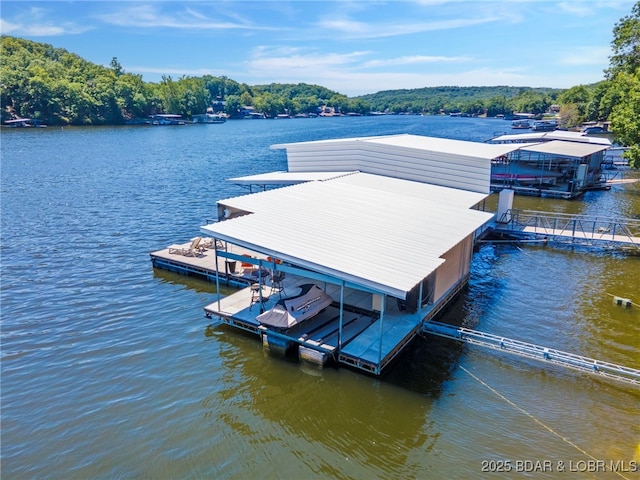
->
[228, 171, 357, 185]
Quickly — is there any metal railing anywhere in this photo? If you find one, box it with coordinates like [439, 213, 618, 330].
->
[422, 321, 640, 386]
[495, 209, 640, 246]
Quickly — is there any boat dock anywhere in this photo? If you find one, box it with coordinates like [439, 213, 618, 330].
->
[152, 241, 640, 384]
[152, 134, 638, 383]
[152, 241, 453, 374]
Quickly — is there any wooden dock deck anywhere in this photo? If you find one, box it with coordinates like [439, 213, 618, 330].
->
[151, 241, 434, 374]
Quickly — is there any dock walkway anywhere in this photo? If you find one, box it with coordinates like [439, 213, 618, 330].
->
[423, 321, 640, 386]
[493, 210, 640, 247]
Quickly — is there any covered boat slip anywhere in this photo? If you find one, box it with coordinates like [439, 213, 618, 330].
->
[197, 135, 505, 374]
[203, 267, 448, 374]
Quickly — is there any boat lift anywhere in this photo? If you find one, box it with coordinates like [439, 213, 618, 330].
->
[422, 321, 640, 386]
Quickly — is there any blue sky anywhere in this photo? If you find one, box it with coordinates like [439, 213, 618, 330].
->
[1, 1, 636, 96]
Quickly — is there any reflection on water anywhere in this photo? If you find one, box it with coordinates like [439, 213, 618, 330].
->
[2, 117, 639, 479]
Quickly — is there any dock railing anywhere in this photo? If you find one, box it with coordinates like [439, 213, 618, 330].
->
[422, 321, 640, 386]
[495, 209, 640, 246]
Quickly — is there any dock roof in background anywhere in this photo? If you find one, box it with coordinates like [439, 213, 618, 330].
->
[490, 130, 612, 146]
[272, 134, 527, 194]
[272, 133, 527, 160]
[519, 140, 610, 157]
[202, 172, 493, 299]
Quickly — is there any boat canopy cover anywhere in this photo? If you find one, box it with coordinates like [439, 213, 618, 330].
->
[256, 284, 333, 328]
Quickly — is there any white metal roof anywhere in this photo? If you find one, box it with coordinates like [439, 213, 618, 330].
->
[274, 133, 526, 160]
[519, 140, 610, 157]
[363, 134, 528, 159]
[491, 131, 612, 146]
[271, 134, 526, 195]
[228, 171, 356, 185]
[201, 172, 493, 299]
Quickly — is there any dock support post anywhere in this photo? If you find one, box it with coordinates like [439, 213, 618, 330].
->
[338, 281, 345, 351]
[377, 295, 386, 375]
[214, 242, 221, 311]
[496, 189, 514, 224]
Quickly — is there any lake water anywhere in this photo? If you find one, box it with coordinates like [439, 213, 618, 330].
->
[2, 116, 639, 479]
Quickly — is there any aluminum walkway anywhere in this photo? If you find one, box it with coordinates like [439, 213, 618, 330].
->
[422, 321, 640, 386]
[493, 210, 640, 248]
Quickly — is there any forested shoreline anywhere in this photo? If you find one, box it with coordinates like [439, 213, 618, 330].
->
[0, 36, 603, 127]
[1, 0, 638, 168]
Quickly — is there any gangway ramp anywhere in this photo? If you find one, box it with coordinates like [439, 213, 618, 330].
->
[422, 321, 640, 386]
[493, 210, 640, 248]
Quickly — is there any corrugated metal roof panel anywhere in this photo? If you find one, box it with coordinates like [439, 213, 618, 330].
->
[202, 173, 493, 298]
[520, 140, 609, 157]
[491, 131, 612, 145]
[365, 134, 525, 159]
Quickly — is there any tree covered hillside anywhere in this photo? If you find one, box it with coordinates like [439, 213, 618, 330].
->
[0, 35, 569, 124]
[0, 36, 351, 125]
[357, 85, 563, 116]
[1, 0, 639, 164]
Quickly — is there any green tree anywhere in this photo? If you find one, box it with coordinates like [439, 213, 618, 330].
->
[607, 1, 640, 167]
[223, 94, 241, 116]
[254, 91, 284, 117]
[608, 1, 640, 76]
[558, 85, 591, 127]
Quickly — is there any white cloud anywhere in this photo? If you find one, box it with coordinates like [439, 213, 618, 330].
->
[0, 6, 91, 36]
[247, 47, 371, 73]
[317, 15, 502, 39]
[363, 55, 473, 68]
[558, 46, 611, 66]
[557, 1, 594, 16]
[96, 4, 277, 31]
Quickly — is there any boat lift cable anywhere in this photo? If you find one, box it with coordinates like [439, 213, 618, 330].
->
[459, 366, 635, 480]
[422, 321, 640, 386]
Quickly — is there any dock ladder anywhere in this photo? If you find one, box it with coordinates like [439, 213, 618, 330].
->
[422, 321, 640, 386]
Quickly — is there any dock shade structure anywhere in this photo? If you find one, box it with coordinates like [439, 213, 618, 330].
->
[270, 133, 526, 194]
[203, 171, 495, 299]
[199, 134, 531, 373]
[491, 140, 610, 195]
